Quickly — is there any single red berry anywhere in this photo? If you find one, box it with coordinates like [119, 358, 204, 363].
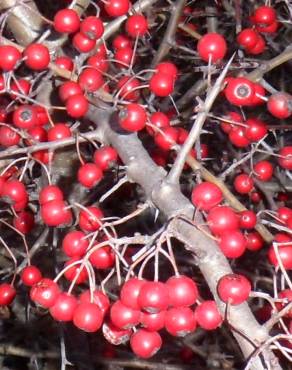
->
[0, 283, 16, 306]
[217, 273, 251, 305]
[79, 289, 110, 316]
[246, 232, 264, 251]
[105, 0, 130, 17]
[138, 281, 169, 313]
[115, 47, 134, 68]
[87, 54, 109, 73]
[194, 300, 222, 330]
[154, 127, 178, 151]
[73, 32, 96, 53]
[26, 126, 47, 144]
[93, 146, 118, 171]
[41, 200, 72, 227]
[62, 230, 88, 257]
[191, 182, 223, 211]
[0, 45, 21, 71]
[50, 293, 78, 322]
[73, 302, 103, 332]
[234, 173, 254, 194]
[166, 275, 198, 307]
[254, 160, 273, 181]
[13, 210, 34, 234]
[156, 62, 178, 79]
[54, 9, 80, 33]
[245, 118, 267, 141]
[113, 34, 132, 49]
[13, 105, 38, 129]
[35, 105, 49, 126]
[79, 206, 104, 232]
[207, 206, 239, 235]
[78, 163, 103, 188]
[120, 278, 146, 310]
[164, 307, 197, 337]
[147, 111, 170, 136]
[250, 191, 262, 204]
[277, 207, 292, 224]
[110, 300, 141, 329]
[54, 56, 74, 71]
[278, 146, 292, 170]
[21, 265, 42, 286]
[140, 310, 165, 331]
[149, 72, 174, 97]
[130, 329, 162, 358]
[116, 76, 140, 102]
[59, 81, 83, 102]
[268, 244, 292, 270]
[225, 77, 255, 106]
[78, 68, 104, 92]
[30, 278, 60, 308]
[39, 185, 63, 205]
[80, 16, 104, 40]
[267, 92, 292, 119]
[64, 257, 88, 284]
[48, 123, 71, 141]
[66, 94, 88, 118]
[254, 6, 276, 26]
[247, 35, 265, 55]
[2, 180, 28, 205]
[119, 103, 146, 132]
[197, 33, 227, 63]
[237, 28, 259, 49]
[89, 246, 115, 269]
[126, 14, 148, 38]
[229, 127, 250, 148]
[0, 126, 20, 147]
[23, 44, 50, 70]
[219, 230, 247, 258]
[239, 210, 257, 229]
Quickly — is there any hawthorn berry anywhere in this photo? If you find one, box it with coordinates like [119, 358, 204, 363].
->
[79, 289, 110, 316]
[77, 163, 103, 188]
[225, 78, 255, 106]
[164, 307, 197, 336]
[54, 9, 80, 34]
[166, 275, 198, 307]
[80, 16, 104, 40]
[267, 92, 292, 119]
[103, 320, 132, 345]
[89, 246, 115, 269]
[41, 200, 72, 227]
[112, 34, 132, 49]
[13, 105, 38, 129]
[254, 160, 273, 181]
[239, 210, 257, 229]
[0, 283, 16, 306]
[110, 300, 141, 329]
[278, 146, 292, 170]
[254, 6, 276, 26]
[78, 206, 104, 232]
[21, 265, 42, 286]
[149, 72, 174, 97]
[154, 127, 178, 151]
[50, 293, 78, 322]
[126, 14, 148, 38]
[191, 182, 223, 211]
[246, 232, 264, 251]
[194, 301, 222, 330]
[116, 76, 140, 101]
[118, 103, 146, 132]
[0, 45, 21, 71]
[138, 281, 169, 313]
[268, 244, 292, 270]
[229, 127, 250, 148]
[197, 33, 227, 63]
[62, 230, 89, 257]
[23, 44, 50, 70]
[73, 302, 103, 332]
[219, 230, 247, 258]
[93, 146, 118, 171]
[48, 123, 71, 141]
[73, 32, 96, 53]
[30, 278, 60, 308]
[64, 257, 88, 284]
[10, 79, 31, 98]
[156, 62, 178, 79]
[245, 118, 267, 141]
[0, 126, 19, 147]
[13, 210, 34, 234]
[2, 180, 28, 205]
[66, 94, 88, 118]
[120, 278, 146, 310]
[130, 329, 162, 358]
[39, 185, 63, 205]
[234, 173, 254, 194]
[115, 47, 134, 68]
[105, 0, 130, 17]
[140, 310, 166, 331]
[54, 56, 74, 71]
[207, 206, 239, 235]
[237, 28, 259, 50]
[217, 273, 251, 305]
[78, 68, 104, 92]
[59, 81, 83, 102]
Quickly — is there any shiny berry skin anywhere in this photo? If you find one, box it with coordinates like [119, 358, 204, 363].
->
[59, 81, 83, 102]
[234, 173, 254, 194]
[0, 45, 21, 71]
[278, 207, 292, 224]
[219, 230, 247, 258]
[21, 265, 42, 286]
[154, 127, 178, 151]
[156, 62, 178, 79]
[207, 206, 239, 235]
[89, 246, 115, 269]
[147, 111, 170, 136]
[93, 146, 118, 171]
[39, 185, 63, 205]
[149, 72, 174, 97]
[73, 302, 103, 332]
[119, 103, 146, 132]
[35, 105, 49, 126]
[41, 200, 72, 227]
[239, 210, 257, 229]
[54, 9, 80, 33]
[254, 161, 273, 181]
[268, 244, 292, 270]
[66, 94, 88, 118]
[73, 33, 96, 53]
[217, 273, 251, 305]
[126, 14, 148, 38]
[229, 127, 250, 148]
[267, 92, 292, 119]
[0, 126, 21, 147]
[256, 21, 279, 34]
[64, 257, 88, 284]
[237, 28, 259, 49]
[197, 33, 227, 63]
[48, 123, 71, 141]
[248, 35, 265, 55]
[79, 289, 110, 316]
[80, 16, 104, 40]
[54, 56, 74, 71]
[166, 275, 198, 307]
[78, 68, 104, 92]
[246, 232, 264, 251]
[110, 300, 141, 329]
[10, 79, 31, 98]
[103, 320, 132, 345]
[164, 307, 197, 337]
[87, 54, 109, 73]
[23, 44, 50, 70]
[254, 6, 276, 26]
[105, 0, 130, 17]
[220, 111, 243, 133]
[191, 182, 223, 211]
[138, 281, 169, 313]
[2, 180, 27, 205]
[245, 118, 267, 141]
[30, 278, 60, 308]
[120, 278, 146, 310]
[113, 34, 132, 49]
[225, 77, 255, 106]
[0, 284, 16, 306]
[13, 210, 34, 234]
[278, 146, 292, 170]
[140, 310, 166, 331]
[194, 301, 222, 330]
[78, 163, 103, 188]
[62, 230, 88, 257]
[117, 76, 140, 101]
[130, 329, 162, 359]
[13, 105, 38, 129]
[26, 126, 47, 144]
[115, 47, 134, 68]
[251, 83, 266, 106]
[79, 206, 104, 232]
[50, 293, 78, 322]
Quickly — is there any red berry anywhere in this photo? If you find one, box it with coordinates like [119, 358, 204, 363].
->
[54, 9, 80, 33]
[194, 300, 222, 330]
[268, 244, 292, 270]
[79, 289, 110, 316]
[64, 257, 88, 284]
[89, 246, 115, 269]
[207, 206, 239, 235]
[115, 47, 134, 68]
[219, 230, 247, 258]
[26, 126, 47, 144]
[59, 81, 83, 102]
[254, 160, 273, 181]
[246, 232, 264, 251]
[103, 320, 132, 345]
[267, 92, 292, 119]
[225, 77, 255, 106]
[93, 146, 118, 171]
[140, 310, 165, 331]
[0, 126, 20, 147]
[13, 105, 38, 129]
[54, 56, 74, 71]
[110, 300, 141, 329]
[113, 34, 132, 49]
[197, 33, 227, 63]
[147, 111, 170, 136]
[251, 83, 266, 106]
[245, 118, 267, 141]
[254, 6, 276, 26]
[66, 94, 88, 118]
[277, 207, 292, 224]
[105, 0, 130, 17]
[237, 28, 259, 49]
[130, 329, 162, 358]
[79, 206, 104, 232]
[23, 44, 50, 70]
[156, 62, 178, 79]
[217, 273, 251, 305]
[278, 146, 292, 170]
[0, 45, 21, 71]
[39, 185, 63, 205]
[78, 68, 104, 92]
[48, 123, 71, 141]
[2, 180, 27, 205]
[116, 76, 140, 102]
[87, 54, 109, 73]
[73, 33, 96, 53]
[234, 173, 254, 194]
[154, 127, 178, 151]
[10, 79, 31, 99]
[191, 182, 223, 211]
[239, 210, 257, 229]
[120, 278, 146, 310]
[256, 21, 279, 34]
[229, 126, 250, 148]
[0, 283, 16, 306]
[21, 265, 42, 286]
[149, 72, 174, 97]
[41, 200, 72, 227]
[247, 35, 265, 55]
[126, 14, 148, 38]
[13, 210, 34, 234]
[119, 103, 146, 132]
[138, 281, 169, 313]
[80, 16, 104, 40]
[30, 278, 60, 308]
[166, 275, 198, 307]
[62, 230, 88, 257]
[164, 307, 197, 336]
[73, 302, 103, 332]
[78, 163, 103, 188]
[50, 293, 78, 322]
[220, 111, 243, 134]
